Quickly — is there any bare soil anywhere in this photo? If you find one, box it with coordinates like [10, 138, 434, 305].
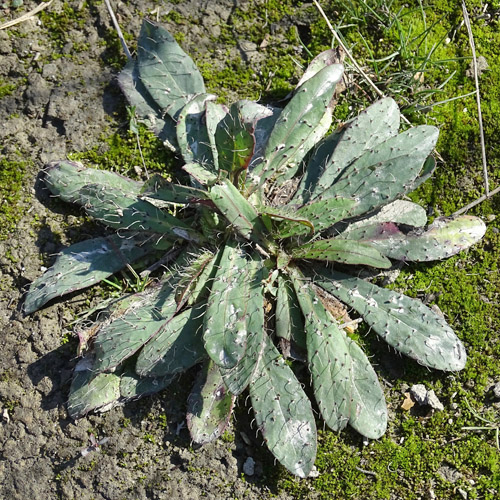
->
[0, 1, 300, 498]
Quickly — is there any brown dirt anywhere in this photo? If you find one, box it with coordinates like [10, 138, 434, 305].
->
[0, 1, 301, 498]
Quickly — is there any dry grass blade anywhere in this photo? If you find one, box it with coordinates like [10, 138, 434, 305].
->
[0, 0, 53, 31]
[312, 0, 383, 99]
[104, 0, 132, 61]
[462, 1, 489, 197]
[311, 0, 411, 126]
[453, 185, 500, 216]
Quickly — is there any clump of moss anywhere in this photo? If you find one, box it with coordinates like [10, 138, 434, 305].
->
[69, 124, 177, 181]
[39, 1, 87, 52]
[0, 79, 17, 99]
[0, 159, 27, 240]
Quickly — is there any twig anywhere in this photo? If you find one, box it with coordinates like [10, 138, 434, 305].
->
[461, 396, 500, 450]
[312, 0, 411, 126]
[462, 1, 489, 197]
[311, 0, 383, 98]
[355, 466, 379, 479]
[453, 184, 500, 216]
[104, 0, 132, 61]
[0, 0, 53, 30]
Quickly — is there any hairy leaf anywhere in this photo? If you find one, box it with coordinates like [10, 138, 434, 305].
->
[344, 215, 486, 262]
[176, 93, 217, 165]
[24, 235, 149, 314]
[187, 360, 236, 444]
[118, 60, 178, 152]
[203, 242, 261, 369]
[137, 19, 205, 118]
[92, 279, 179, 374]
[68, 357, 121, 418]
[135, 304, 206, 377]
[292, 238, 392, 268]
[312, 269, 467, 371]
[250, 334, 317, 478]
[299, 97, 401, 202]
[249, 64, 343, 190]
[45, 160, 141, 204]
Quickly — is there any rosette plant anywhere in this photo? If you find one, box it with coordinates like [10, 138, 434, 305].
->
[24, 20, 486, 477]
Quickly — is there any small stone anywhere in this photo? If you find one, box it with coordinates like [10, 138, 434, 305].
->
[492, 382, 500, 399]
[410, 384, 428, 405]
[466, 55, 489, 78]
[426, 390, 444, 411]
[2, 408, 10, 423]
[401, 392, 415, 411]
[308, 466, 320, 478]
[410, 385, 444, 410]
[243, 456, 255, 476]
[438, 464, 462, 483]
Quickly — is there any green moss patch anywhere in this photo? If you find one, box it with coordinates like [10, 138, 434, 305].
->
[0, 159, 27, 240]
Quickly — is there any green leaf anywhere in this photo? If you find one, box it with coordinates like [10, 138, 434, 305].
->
[292, 238, 392, 269]
[135, 304, 206, 377]
[409, 155, 436, 192]
[319, 126, 439, 216]
[311, 269, 467, 371]
[176, 93, 217, 164]
[339, 200, 428, 237]
[79, 184, 203, 243]
[296, 49, 344, 88]
[92, 279, 179, 374]
[174, 251, 217, 308]
[259, 205, 314, 235]
[67, 358, 121, 418]
[215, 101, 256, 178]
[237, 100, 280, 166]
[344, 336, 387, 439]
[205, 101, 229, 172]
[187, 360, 236, 444]
[249, 334, 317, 478]
[137, 19, 205, 118]
[210, 178, 270, 246]
[339, 215, 486, 262]
[292, 274, 352, 431]
[183, 161, 218, 186]
[249, 64, 344, 191]
[203, 242, 265, 369]
[275, 274, 306, 350]
[117, 60, 178, 152]
[45, 160, 141, 204]
[24, 235, 149, 314]
[292, 269, 387, 438]
[277, 197, 357, 237]
[299, 97, 401, 202]
[120, 371, 175, 401]
[139, 174, 208, 206]
[219, 257, 267, 395]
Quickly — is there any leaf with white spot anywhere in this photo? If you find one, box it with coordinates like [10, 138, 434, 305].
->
[250, 334, 317, 478]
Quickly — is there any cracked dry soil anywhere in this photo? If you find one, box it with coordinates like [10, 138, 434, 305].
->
[0, 1, 304, 498]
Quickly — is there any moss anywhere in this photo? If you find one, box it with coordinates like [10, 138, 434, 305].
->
[0, 80, 17, 98]
[188, 1, 305, 102]
[69, 124, 178, 181]
[272, 1, 500, 498]
[39, 1, 87, 51]
[0, 159, 28, 240]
